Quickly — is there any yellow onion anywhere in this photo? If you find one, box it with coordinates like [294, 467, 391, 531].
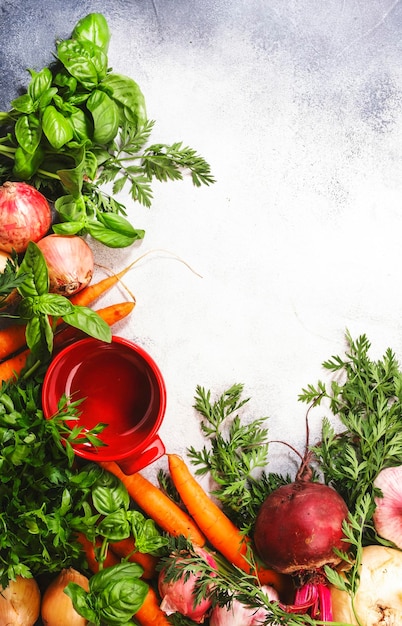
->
[0, 575, 41, 626]
[331, 545, 402, 625]
[41, 567, 89, 626]
[36, 234, 94, 296]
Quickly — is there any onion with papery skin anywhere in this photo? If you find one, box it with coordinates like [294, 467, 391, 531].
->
[331, 545, 402, 625]
[159, 547, 218, 623]
[0, 181, 52, 253]
[41, 567, 89, 626]
[209, 586, 279, 626]
[37, 234, 94, 295]
[373, 465, 402, 548]
[0, 576, 41, 626]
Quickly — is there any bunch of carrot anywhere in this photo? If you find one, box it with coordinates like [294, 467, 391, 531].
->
[93, 456, 292, 625]
[0, 262, 138, 382]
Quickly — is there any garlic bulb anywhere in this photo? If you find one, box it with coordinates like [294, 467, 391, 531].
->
[373, 465, 402, 547]
[331, 545, 402, 625]
[0, 576, 41, 626]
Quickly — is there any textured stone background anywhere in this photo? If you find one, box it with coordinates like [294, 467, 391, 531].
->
[1, 1, 402, 480]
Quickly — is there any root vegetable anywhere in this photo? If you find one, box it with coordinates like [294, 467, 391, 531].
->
[41, 567, 89, 626]
[254, 479, 350, 575]
[0, 576, 41, 626]
[0, 181, 52, 253]
[158, 546, 217, 623]
[36, 234, 94, 295]
[373, 465, 402, 548]
[331, 545, 402, 625]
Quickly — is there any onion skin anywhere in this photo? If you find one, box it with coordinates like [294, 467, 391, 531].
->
[0, 181, 52, 253]
[158, 547, 218, 623]
[41, 567, 89, 626]
[373, 465, 402, 548]
[0, 576, 41, 626]
[253, 481, 350, 575]
[331, 545, 402, 625]
[37, 234, 94, 296]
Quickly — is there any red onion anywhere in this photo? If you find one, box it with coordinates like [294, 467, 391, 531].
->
[0, 182, 52, 253]
[36, 234, 94, 296]
[158, 547, 218, 623]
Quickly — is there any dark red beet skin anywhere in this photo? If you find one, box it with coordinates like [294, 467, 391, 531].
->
[253, 481, 350, 575]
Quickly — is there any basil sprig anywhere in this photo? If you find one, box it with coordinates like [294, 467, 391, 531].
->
[0, 13, 214, 249]
[16, 241, 111, 369]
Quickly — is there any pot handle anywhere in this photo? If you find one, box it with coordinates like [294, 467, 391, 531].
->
[116, 435, 165, 475]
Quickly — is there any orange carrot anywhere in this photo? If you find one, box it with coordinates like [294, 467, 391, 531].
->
[168, 454, 289, 594]
[76, 532, 120, 573]
[99, 461, 206, 546]
[0, 348, 29, 382]
[0, 323, 26, 361]
[0, 301, 135, 383]
[133, 587, 170, 626]
[110, 537, 158, 580]
[69, 260, 139, 307]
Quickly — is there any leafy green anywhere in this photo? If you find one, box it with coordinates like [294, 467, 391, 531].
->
[12, 241, 111, 369]
[187, 383, 289, 531]
[0, 13, 215, 249]
[0, 377, 103, 586]
[65, 562, 148, 625]
[299, 331, 402, 531]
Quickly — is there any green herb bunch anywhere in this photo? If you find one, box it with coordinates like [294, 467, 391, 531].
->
[299, 331, 402, 537]
[187, 383, 290, 532]
[0, 13, 215, 249]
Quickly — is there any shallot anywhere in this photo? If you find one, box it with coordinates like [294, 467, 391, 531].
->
[0, 576, 41, 626]
[158, 546, 218, 623]
[209, 586, 279, 626]
[36, 234, 94, 295]
[373, 465, 402, 548]
[0, 181, 52, 253]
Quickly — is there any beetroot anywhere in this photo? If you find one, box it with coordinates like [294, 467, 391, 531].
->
[254, 479, 350, 576]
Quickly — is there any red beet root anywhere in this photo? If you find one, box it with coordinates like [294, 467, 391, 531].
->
[254, 480, 350, 575]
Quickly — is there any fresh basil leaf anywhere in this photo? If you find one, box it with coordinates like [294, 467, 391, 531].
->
[64, 583, 96, 622]
[102, 73, 147, 128]
[28, 67, 52, 101]
[69, 106, 93, 143]
[54, 194, 84, 220]
[53, 70, 77, 96]
[98, 212, 141, 238]
[15, 114, 42, 154]
[36, 293, 74, 317]
[62, 305, 112, 343]
[42, 105, 74, 149]
[13, 145, 44, 179]
[96, 510, 130, 542]
[17, 242, 49, 297]
[89, 563, 144, 593]
[58, 39, 107, 88]
[92, 471, 130, 515]
[25, 314, 53, 354]
[52, 221, 86, 235]
[11, 94, 35, 114]
[37, 87, 58, 110]
[87, 219, 144, 248]
[57, 155, 85, 197]
[87, 90, 119, 144]
[99, 578, 148, 622]
[72, 13, 111, 53]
